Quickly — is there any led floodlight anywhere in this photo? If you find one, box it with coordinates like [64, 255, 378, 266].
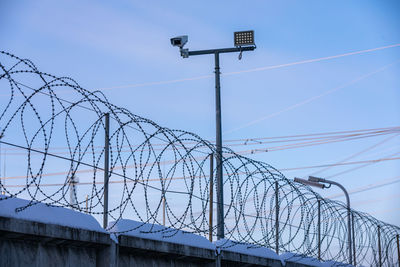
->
[234, 30, 255, 47]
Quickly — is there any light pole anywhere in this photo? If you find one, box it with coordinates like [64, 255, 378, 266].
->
[0, 133, 4, 195]
[171, 31, 256, 240]
[294, 176, 353, 265]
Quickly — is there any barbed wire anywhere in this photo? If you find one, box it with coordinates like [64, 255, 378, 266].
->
[0, 50, 398, 266]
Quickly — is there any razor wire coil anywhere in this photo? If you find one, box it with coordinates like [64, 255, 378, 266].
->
[0, 51, 399, 266]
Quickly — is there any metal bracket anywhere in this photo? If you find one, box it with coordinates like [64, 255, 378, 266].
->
[180, 48, 189, 58]
[238, 47, 243, 60]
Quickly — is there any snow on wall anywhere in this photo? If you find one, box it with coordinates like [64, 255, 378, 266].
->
[214, 238, 282, 263]
[280, 252, 323, 267]
[108, 219, 216, 250]
[0, 195, 105, 233]
[280, 252, 355, 267]
[0, 196, 357, 267]
[320, 260, 354, 267]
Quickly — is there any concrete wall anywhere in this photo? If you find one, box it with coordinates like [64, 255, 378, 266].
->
[118, 235, 215, 267]
[219, 250, 283, 267]
[284, 263, 317, 267]
[0, 216, 114, 267]
[0, 215, 319, 267]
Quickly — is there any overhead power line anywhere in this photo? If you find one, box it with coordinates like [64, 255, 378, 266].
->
[325, 150, 400, 179]
[279, 156, 400, 172]
[234, 130, 399, 155]
[2, 135, 399, 183]
[1, 130, 399, 181]
[309, 133, 400, 177]
[2, 126, 398, 153]
[221, 126, 400, 143]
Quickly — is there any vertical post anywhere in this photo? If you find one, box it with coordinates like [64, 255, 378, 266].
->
[85, 194, 88, 213]
[378, 225, 382, 267]
[0, 136, 5, 195]
[162, 162, 166, 226]
[275, 181, 279, 254]
[336, 183, 353, 266]
[352, 213, 356, 266]
[0, 140, 2, 195]
[318, 199, 321, 261]
[216, 253, 221, 267]
[2, 144, 5, 195]
[305, 178, 353, 265]
[162, 196, 166, 226]
[215, 52, 224, 240]
[396, 234, 400, 267]
[347, 209, 352, 265]
[103, 113, 110, 229]
[209, 153, 214, 242]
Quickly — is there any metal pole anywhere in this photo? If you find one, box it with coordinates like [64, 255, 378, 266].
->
[318, 199, 321, 261]
[103, 113, 110, 229]
[209, 153, 214, 242]
[2, 144, 5, 195]
[275, 181, 279, 254]
[307, 177, 353, 264]
[0, 141, 2, 195]
[85, 194, 88, 213]
[396, 234, 400, 267]
[325, 180, 352, 264]
[378, 225, 382, 267]
[0, 137, 5, 195]
[179, 43, 255, 239]
[352, 213, 356, 266]
[345, 190, 353, 265]
[162, 196, 166, 226]
[215, 52, 224, 240]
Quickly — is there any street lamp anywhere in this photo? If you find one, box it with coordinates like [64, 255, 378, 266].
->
[294, 176, 353, 265]
[171, 32, 256, 240]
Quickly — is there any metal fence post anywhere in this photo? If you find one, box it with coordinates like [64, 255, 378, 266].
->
[352, 213, 356, 266]
[397, 234, 400, 267]
[85, 194, 88, 213]
[275, 181, 279, 254]
[378, 225, 382, 267]
[318, 199, 321, 260]
[209, 153, 214, 242]
[103, 113, 110, 229]
[162, 196, 166, 226]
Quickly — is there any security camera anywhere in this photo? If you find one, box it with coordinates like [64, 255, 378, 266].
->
[170, 35, 188, 48]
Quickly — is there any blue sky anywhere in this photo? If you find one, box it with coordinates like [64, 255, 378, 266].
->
[1, 0, 400, 226]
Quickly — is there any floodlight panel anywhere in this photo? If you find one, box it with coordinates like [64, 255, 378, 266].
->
[234, 30, 255, 46]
